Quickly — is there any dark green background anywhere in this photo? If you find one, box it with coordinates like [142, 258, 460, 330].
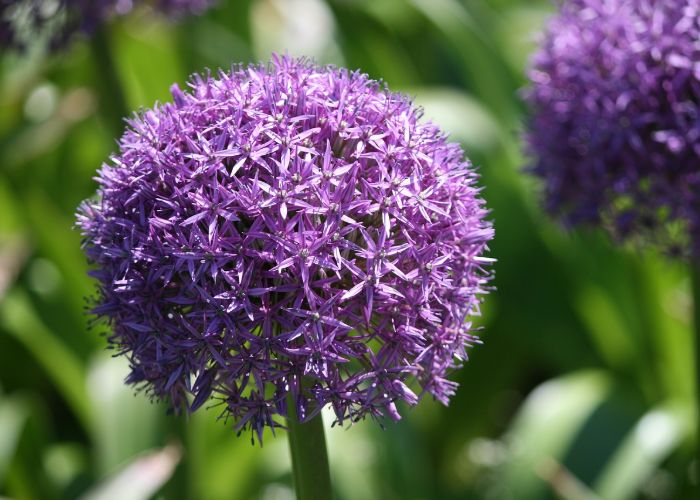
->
[0, 1, 695, 498]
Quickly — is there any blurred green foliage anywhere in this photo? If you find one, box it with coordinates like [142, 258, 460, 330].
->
[0, 1, 696, 499]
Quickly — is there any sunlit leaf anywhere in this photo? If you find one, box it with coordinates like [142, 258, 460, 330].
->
[499, 371, 611, 499]
[79, 445, 181, 500]
[250, 0, 340, 63]
[411, 87, 500, 152]
[594, 404, 691, 500]
[86, 355, 165, 476]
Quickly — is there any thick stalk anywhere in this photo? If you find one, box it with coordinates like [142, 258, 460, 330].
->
[692, 257, 700, 485]
[286, 393, 333, 500]
[162, 414, 190, 499]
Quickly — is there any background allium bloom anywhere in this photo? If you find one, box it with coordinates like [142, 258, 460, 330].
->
[0, 0, 215, 51]
[525, 0, 700, 254]
[77, 56, 494, 441]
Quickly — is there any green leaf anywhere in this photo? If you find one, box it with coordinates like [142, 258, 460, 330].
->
[0, 396, 28, 488]
[594, 404, 691, 500]
[250, 0, 340, 63]
[637, 258, 694, 402]
[86, 354, 165, 476]
[0, 180, 21, 233]
[493, 6, 552, 76]
[187, 408, 261, 500]
[111, 18, 185, 108]
[78, 446, 181, 500]
[0, 290, 92, 432]
[0, 234, 28, 302]
[499, 371, 611, 499]
[410, 87, 501, 153]
[409, 0, 518, 124]
[575, 284, 637, 370]
[24, 189, 95, 323]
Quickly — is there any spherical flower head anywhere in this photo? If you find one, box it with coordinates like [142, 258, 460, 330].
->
[524, 0, 700, 255]
[77, 55, 494, 442]
[0, 0, 216, 52]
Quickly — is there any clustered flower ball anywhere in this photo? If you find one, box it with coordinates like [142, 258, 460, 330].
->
[525, 0, 700, 255]
[77, 56, 494, 442]
[0, 0, 215, 51]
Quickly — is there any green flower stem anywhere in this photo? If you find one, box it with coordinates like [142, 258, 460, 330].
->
[692, 257, 700, 483]
[286, 393, 333, 500]
[163, 415, 190, 499]
[90, 27, 129, 135]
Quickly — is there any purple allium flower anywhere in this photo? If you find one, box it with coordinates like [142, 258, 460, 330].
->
[77, 56, 494, 442]
[0, 0, 215, 51]
[524, 0, 700, 255]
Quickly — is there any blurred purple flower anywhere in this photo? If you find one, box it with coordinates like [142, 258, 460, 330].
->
[77, 56, 494, 442]
[524, 0, 700, 255]
[0, 0, 215, 51]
